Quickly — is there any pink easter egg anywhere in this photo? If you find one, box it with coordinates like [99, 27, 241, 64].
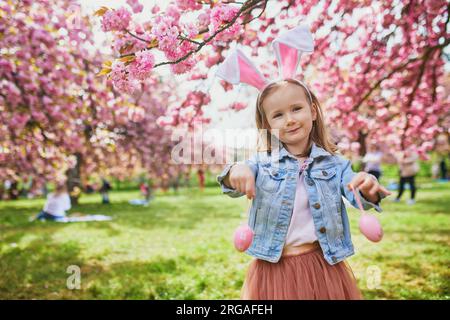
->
[359, 213, 384, 242]
[233, 224, 254, 252]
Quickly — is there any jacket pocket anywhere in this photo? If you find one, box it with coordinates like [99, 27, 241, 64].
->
[259, 166, 287, 193]
[310, 167, 338, 195]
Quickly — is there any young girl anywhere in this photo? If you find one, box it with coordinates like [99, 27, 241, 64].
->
[216, 25, 391, 300]
[217, 79, 391, 300]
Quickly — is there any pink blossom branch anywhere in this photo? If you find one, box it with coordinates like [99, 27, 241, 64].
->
[153, 0, 265, 68]
[119, 0, 267, 64]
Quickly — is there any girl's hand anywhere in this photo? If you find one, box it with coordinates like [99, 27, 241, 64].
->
[348, 172, 392, 203]
[229, 163, 256, 200]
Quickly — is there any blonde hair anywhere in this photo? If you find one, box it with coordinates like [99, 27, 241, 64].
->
[255, 79, 338, 155]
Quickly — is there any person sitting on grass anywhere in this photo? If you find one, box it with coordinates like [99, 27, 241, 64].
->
[129, 181, 154, 206]
[34, 183, 71, 221]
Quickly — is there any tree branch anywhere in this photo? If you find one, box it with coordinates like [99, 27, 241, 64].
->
[241, 0, 268, 24]
[400, 52, 429, 149]
[352, 38, 450, 112]
[178, 35, 202, 45]
[126, 30, 152, 44]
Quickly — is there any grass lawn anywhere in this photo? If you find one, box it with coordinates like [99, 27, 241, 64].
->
[0, 180, 449, 299]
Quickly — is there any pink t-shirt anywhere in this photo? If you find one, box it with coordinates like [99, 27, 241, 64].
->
[285, 168, 318, 247]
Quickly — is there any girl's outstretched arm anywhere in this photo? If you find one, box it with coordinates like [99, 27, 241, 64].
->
[338, 156, 389, 213]
[217, 153, 259, 198]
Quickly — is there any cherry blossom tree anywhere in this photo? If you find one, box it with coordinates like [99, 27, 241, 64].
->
[114, 79, 193, 190]
[1, 0, 84, 188]
[0, 0, 141, 201]
[1, 0, 448, 199]
[98, 0, 449, 159]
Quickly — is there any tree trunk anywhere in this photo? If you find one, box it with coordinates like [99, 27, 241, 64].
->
[66, 152, 83, 205]
[358, 131, 368, 157]
[357, 131, 368, 172]
[9, 180, 19, 200]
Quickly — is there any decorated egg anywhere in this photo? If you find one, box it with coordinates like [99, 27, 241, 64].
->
[359, 213, 383, 242]
[233, 224, 254, 252]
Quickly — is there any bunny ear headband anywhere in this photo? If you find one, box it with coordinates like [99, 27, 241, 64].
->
[216, 24, 314, 103]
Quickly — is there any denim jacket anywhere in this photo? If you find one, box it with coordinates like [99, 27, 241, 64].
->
[217, 142, 386, 265]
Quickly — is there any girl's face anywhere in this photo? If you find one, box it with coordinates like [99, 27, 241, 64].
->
[262, 82, 317, 147]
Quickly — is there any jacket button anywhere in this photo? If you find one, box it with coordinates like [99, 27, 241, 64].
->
[319, 227, 326, 234]
[322, 170, 328, 176]
[313, 203, 321, 209]
[332, 256, 337, 263]
[307, 179, 314, 186]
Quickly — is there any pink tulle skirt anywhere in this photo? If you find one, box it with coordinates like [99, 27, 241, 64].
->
[241, 245, 363, 300]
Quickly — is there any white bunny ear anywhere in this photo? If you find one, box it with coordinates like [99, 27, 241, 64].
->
[272, 24, 314, 79]
[216, 48, 268, 91]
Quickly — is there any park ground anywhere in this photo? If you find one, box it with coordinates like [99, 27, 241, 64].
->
[0, 178, 449, 299]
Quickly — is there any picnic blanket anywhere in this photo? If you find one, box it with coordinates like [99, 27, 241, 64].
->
[129, 199, 150, 206]
[54, 215, 112, 223]
[30, 214, 112, 223]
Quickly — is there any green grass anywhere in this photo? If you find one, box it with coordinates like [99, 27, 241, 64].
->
[0, 181, 449, 300]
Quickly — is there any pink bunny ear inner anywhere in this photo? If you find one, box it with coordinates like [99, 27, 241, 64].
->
[278, 42, 300, 79]
[216, 49, 268, 91]
[272, 24, 314, 80]
[237, 54, 267, 91]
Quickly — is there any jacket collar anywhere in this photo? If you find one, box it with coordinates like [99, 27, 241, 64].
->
[271, 141, 331, 162]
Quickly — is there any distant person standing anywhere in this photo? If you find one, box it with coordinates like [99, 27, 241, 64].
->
[4, 180, 19, 200]
[439, 153, 449, 180]
[171, 173, 181, 194]
[197, 168, 205, 191]
[100, 178, 112, 204]
[393, 149, 419, 205]
[362, 144, 383, 181]
[3, 180, 11, 200]
[434, 133, 449, 180]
